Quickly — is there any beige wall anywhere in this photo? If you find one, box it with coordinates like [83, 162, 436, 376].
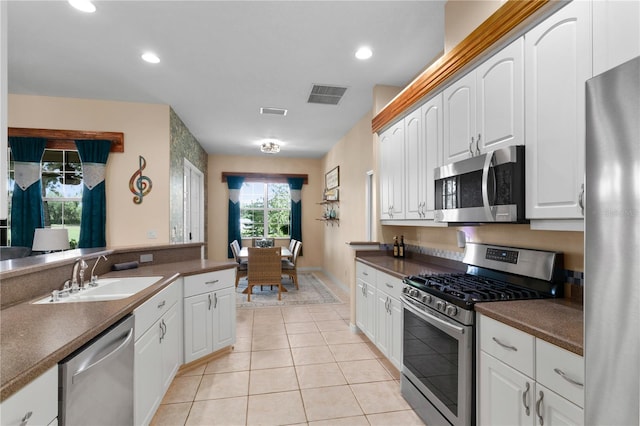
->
[444, 0, 504, 53]
[8, 94, 171, 246]
[206, 154, 323, 269]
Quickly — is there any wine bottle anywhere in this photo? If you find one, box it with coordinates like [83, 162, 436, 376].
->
[393, 236, 399, 258]
[399, 235, 405, 258]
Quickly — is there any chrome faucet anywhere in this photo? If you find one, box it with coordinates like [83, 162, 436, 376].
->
[90, 255, 108, 286]
[71, 258, 88, 292]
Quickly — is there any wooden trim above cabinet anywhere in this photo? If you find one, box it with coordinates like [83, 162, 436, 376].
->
[8, 127, 125, 152]
[372, 0, 555, 134]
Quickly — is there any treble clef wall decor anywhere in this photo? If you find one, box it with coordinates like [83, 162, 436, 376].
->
[129, 155, 152, 204]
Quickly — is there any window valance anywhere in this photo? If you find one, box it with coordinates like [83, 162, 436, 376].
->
[221, 172, 308, 184]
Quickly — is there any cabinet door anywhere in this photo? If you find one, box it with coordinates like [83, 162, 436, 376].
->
[477, 37, 524, 152]
[375, 291, 391, 357]
[444, 71, 476, 164]
[160, 302, 182, 392]
[404, 108, 424, 220]
[387, 296, 403, 371]
[212, 286, 236, 350]
[134, 322, 163, 426]
[593, 0, 640, 76]
[183, 293, 213, 363]
[479, 351, 534, 426]
[525, 0, 592, 219]
[379, 121, 404, 220]
[534, 384, 583, 426]
[422, 93, 443, 217]
[0, 366, 57, 426]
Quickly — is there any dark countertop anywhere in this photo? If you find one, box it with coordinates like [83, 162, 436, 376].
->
[356, 251, 584, 357]
[0, 259, 237, 402]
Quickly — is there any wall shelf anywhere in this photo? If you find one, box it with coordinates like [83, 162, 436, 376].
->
[317, 200, 339, 226]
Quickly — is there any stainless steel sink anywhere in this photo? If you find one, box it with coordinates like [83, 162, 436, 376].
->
[33, 276, 164, 304]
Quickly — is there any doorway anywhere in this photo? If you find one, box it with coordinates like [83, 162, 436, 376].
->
[183, 159, 204, 243]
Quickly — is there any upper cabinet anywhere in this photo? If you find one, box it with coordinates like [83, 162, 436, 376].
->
[444, 38, 524, 165]
[593, 0, 640, 76]
[525, 0, 592, 223]
[379, 121, 404, 220]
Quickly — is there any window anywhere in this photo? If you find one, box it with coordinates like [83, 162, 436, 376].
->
[7, 148, 82, 247]
[239, 182, 290, 238]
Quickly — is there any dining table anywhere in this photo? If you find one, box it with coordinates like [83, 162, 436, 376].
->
[238, 246, 292, 261]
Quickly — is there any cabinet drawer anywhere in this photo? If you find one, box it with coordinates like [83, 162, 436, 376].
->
[134, 280, 180, 341]
[0, 366, 57, 426]
[479, 314, 535, 377]
[356, 262, 376, 283]
[184, 269, 235, 298]
[376, 270, 403, 300]
[536, 339, 584, 408]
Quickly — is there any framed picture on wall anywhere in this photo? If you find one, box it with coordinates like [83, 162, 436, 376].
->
[325, 166, 339, 190]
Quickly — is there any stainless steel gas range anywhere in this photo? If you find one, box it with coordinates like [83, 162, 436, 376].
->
[400, 243, 564, 426]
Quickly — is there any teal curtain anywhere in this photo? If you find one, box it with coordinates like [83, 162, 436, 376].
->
[227, 176, 244, 258]
[8, 137, 47, 248]
[75, 140, 112, 248]
[287, 177, 303, 246]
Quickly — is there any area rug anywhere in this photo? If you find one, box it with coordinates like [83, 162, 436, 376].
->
[236, 272, 342, 308]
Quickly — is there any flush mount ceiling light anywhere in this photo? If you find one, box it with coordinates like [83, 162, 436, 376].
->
[260, 141, 281, 154]
[355, 46, 373, 60]
[141, 52, 160, 64]
[68, 0, 96, 13]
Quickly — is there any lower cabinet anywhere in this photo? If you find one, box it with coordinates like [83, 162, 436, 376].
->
[355, 261, 403, 371]
[183, 269, 236, 363]
[134, 281, 182, 426]
[0, 366, 58, 426]
[478, 314, 584, 426]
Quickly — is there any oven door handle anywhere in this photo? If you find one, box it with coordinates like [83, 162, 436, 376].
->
[402, 298, 465, 335]
[481, 150, 497, 221]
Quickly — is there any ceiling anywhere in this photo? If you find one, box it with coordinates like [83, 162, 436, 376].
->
[7, 1, 445, 158]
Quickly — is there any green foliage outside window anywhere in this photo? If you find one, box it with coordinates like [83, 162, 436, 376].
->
[240, 182, 290, 238]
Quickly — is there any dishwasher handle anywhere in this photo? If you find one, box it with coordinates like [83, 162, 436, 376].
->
[72, 328, 134, 384]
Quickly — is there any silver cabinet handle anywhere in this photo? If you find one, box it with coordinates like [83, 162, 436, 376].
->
[492, 337, 518, 351]
[536, 390, 544, 425]
[214, 292, 218, 309]
[20, 411, 32, 426]
[208, 293, 212, 310]
[553, 368, 584, 387]
[362, 271, 368, 276]
[157, 300, 166, 309]
[386, 283, 393, 289]
[475, 133, 481, 156]
[522, 382, 531, 416]
[469, 136, 475, 157]
[205, 279, 219, 285]
[578, 183, 585, 215]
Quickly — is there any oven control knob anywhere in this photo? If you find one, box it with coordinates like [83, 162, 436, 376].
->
[436, 301, 445, 311]
[402, 286, 409, 294]
[421, 294, 432, 304]
[446, 305, 458, 317]
[409, 289, 419, 297]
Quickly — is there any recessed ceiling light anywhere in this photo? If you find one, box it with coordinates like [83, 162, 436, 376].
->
[355, 46, 373, 60]
[141, 52, 160, 64]
[68, 0, 96, 13]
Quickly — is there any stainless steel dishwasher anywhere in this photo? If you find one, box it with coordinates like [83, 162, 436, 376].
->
[59, 315, 134, 425]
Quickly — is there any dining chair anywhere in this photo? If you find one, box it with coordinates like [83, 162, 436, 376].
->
[288, 238, 298, 253]
[281, 240, 301, 290]
[247, 247, 283, 301]
[230, 240, 248, 287]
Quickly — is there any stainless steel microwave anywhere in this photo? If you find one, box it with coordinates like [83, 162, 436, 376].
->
[434, 145, 526, 223]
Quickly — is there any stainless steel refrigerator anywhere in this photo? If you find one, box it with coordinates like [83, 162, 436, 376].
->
[585, 56, 640, 425]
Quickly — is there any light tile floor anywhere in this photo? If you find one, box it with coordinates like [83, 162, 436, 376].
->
[151, 273, 426, 426]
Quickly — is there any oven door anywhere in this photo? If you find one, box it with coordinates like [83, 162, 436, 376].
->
[401, 296, 474, 426]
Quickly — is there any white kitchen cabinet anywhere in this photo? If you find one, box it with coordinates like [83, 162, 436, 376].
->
[374, 270, 403, 370]
[405, 95, 443, 220]
[183, 268, 236, 363]
[525, 0, 592, 223]
[379, 121, 404, 220]
[593, 0, 640, 76]
[134, 281, 182, 426]
[444, 70, 476, 164]
[444, 37, 524, 164]
[478, 314, 584, 426]
[0, 366, 57, 426]
[355, 262, 376, 341]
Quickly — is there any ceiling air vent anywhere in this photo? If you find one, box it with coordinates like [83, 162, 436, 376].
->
[260, 107, 288, 116]
[307, 84, 347, 105]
